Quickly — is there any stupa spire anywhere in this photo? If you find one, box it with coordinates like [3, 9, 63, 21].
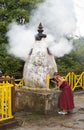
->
[35, 23, 47, 41]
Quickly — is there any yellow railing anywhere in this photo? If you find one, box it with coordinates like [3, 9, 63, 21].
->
[14, 72, 84, 91]
[0, 78, 14, 122]
[46, 73, 50, 90]
[15, 74, 51, 91]
[1, 72, 84, 91]
[64, 72, 84, 91]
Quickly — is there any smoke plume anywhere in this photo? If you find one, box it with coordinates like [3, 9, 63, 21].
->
[6, 0, 76, 60]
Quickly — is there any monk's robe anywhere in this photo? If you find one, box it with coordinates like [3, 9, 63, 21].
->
[59, 81, 74, 110]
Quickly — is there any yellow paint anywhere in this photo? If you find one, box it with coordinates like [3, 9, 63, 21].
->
[46, 73, 50, 90]
[0, 83, 14, 121]
[64, 72, 84, 91]
[14, 72, 84, 91]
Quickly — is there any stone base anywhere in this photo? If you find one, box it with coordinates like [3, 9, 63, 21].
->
[15, 88, 61, 114]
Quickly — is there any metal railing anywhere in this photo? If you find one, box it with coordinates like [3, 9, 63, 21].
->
[64, 71, 84, 91]
[14, 71, 84, 91]
[0, 78, 15, 121]
[0, 71, 84, 91]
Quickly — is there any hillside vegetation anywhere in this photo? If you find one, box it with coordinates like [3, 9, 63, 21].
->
[0, 0, 84, 74]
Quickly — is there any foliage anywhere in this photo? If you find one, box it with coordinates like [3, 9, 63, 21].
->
[56, 38, 84, 73]
[0, 0, 40, 74]
[0, 0, 84, 74]
[0, 43, 23, 74]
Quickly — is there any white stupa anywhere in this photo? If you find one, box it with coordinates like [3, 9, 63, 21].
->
[23, 23, 57, 88]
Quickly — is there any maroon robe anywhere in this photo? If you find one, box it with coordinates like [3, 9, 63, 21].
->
[59, 81, 74, 110]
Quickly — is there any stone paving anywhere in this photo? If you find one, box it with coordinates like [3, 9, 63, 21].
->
[7, 91, 84, 130]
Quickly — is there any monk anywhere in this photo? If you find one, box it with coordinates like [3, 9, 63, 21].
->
[53, 72, 74, 115]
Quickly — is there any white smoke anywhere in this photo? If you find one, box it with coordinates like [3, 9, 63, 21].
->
[6, 22, 35, 60]
[48, 38, 73, 57]
[6, 0, 76, 60]
[74, 0, 84, 37]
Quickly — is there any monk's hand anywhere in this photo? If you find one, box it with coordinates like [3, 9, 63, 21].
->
[51, 80, 56, 84]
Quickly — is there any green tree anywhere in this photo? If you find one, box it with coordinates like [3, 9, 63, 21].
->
[0, 43, 23, 74]
[0, 0, 40, 74]
[56, 39, 84, 73]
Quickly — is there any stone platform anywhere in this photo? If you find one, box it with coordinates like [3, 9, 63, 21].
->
[15, 88, 61, 114]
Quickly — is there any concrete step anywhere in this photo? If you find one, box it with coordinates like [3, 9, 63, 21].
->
[0, 118, 18, 130]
